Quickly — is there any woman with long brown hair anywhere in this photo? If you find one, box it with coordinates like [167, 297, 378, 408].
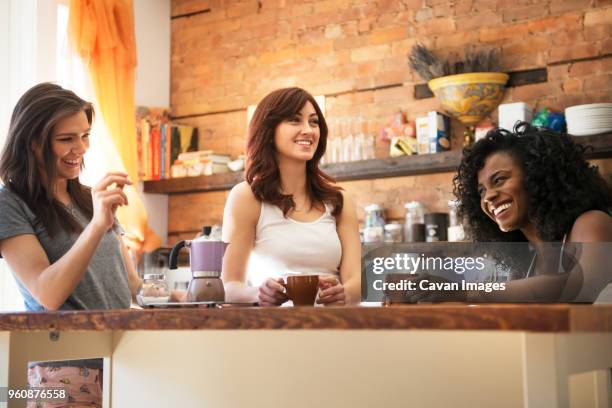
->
[0, 83, 141, 404]
[222, 87, 361, 305]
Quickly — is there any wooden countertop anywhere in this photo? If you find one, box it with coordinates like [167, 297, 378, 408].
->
[0, 304, 611, 333]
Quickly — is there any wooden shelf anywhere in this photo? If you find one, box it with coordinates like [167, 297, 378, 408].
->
[143, 132, 612, 195]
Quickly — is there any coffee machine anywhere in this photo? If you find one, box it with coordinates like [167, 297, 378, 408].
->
[168, 226, 228, 302]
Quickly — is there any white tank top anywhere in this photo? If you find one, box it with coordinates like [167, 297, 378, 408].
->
[246, 201, 342, 287]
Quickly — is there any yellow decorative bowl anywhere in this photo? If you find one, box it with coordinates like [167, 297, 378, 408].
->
[428, 72, 509, 125]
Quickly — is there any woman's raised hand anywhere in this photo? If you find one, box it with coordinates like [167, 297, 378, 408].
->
[91, 172, 131, 232]
[316, 276, 346, 306]
[258, 277, 289, 306]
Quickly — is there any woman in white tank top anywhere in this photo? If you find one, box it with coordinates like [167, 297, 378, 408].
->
[221, 88, 361, 305]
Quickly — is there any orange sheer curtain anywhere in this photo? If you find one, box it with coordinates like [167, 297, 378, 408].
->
[68, 0, 161, 252]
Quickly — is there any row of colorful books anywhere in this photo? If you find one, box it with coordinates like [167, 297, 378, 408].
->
[136, 107, 198, 180]
[136, 107, 236, 180]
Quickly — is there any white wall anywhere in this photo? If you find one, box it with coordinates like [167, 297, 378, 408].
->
[0, 0, 42, 311]
[134, 0, 171, 246]
[1, 0, 35, 139]
[0, 0, 11, 311]
[35, 0, 59, 83]
[134, 0, 171, 108]
[0, 1, 10, 139]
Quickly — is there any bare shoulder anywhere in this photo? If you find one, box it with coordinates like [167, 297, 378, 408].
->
[340, 190, 356, 210]
[338, 190, 358, 222]
[228, 181, 257, 201]
[225, 181, 260, 222]
[568, 210, 612, 242]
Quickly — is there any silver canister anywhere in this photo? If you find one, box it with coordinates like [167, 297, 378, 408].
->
[424, 212, 449, 242]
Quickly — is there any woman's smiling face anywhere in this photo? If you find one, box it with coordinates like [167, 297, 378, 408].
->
[477, 151, 530, 233]
[273, 101, 320, 163]
[50, 110, 90, 182]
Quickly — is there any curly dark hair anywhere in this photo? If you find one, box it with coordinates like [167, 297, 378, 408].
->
[453, 122, 612, 242]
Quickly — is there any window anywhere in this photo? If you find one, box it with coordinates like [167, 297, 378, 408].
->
[56, 2, 120, 187]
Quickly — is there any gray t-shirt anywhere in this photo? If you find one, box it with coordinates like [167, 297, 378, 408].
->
[0, 187, 131, 311]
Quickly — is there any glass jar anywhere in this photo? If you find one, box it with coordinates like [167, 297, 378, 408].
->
[448, 200, 459, 227]
[362, 119, 376, 160]
[137, 273, 170, 305]
[363, 204, 385, 243]
[404, 201, 425, 242]
[447, 200, 465, 242]
[384, 223, 403, 243]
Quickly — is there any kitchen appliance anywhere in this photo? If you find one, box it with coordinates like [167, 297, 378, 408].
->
[169, 226, 228, 302]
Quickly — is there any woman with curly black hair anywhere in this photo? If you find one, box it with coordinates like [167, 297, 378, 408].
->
[450, 122, 612, 302]
[454, 122, 611, 244]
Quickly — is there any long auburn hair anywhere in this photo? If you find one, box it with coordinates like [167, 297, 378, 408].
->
[245, 87, 343, 217]
[0, 82, 94, 237]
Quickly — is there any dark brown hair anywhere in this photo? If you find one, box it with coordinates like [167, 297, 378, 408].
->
[0, 82, 94, 236]
[245, 87, 343, 217]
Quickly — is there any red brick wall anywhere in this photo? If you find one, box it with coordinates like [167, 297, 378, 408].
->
[168, 0, 612, 243]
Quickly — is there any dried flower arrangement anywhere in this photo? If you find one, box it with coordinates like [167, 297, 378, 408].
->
[408, 44, 503, 81]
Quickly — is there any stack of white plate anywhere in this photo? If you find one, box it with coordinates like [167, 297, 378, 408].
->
[565, 103, 612, 136]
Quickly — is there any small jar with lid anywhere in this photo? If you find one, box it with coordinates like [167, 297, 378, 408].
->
[448, 200, 459, 227]
[447, 200, 465, 242]
[363, 204, 385, 243]
[425, 212, 449, 242]
[384, 223, 403, 243]
[404, 201, 425, 242]
[137, 273, 170, 305]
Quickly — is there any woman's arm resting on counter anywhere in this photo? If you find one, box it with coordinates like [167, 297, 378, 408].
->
[335, 192, 361, 305]
[221, 182, 260, 302]
[0, 223, 107, 310]
[469, 212, 612, 303]
[560, 211, 612, 301]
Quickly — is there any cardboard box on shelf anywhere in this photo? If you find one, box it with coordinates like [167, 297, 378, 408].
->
[416, 111, 451, 154]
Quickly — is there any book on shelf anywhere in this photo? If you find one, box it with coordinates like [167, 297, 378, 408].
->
[170, 125, 198, 169]
[151, 125, 161, 180]
[164, 124, 172, 179]
[171, 159, 229, 178]
[177, 150, 231, 164]
[160, 124, 166, 179]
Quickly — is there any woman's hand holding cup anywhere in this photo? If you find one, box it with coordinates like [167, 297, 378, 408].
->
[91, 172, 131, 232]
[258, 277, 289, 306]
[316, 276, 345, 306]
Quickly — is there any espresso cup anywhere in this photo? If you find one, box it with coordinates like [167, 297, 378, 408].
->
[286, 275, 320, 306]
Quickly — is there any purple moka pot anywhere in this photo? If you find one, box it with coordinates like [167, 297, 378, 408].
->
[169, 232, 228, 302]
